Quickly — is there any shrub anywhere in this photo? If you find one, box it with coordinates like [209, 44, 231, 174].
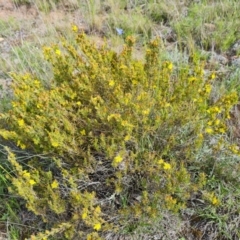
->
[0, 28, 238, 239]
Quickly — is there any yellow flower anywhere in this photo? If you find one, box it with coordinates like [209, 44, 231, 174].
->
[213, 106, 221, 113]
[120, 64, 127, 70]
[51, 141, 59, 148]
[211, 196, 219, 205]
[17, 140, 26, 150]
[33, 80, 40, 86]
[207, 121, 213, 126]
[29, 179, 36, 185]
[215, 119, 220, 125]
[22, 170, 30, 179]
[115, 185, 122, 194]
[93, 223, 101, 231]
[205, 127, 214, 134]
[109, 80, 115, 87]
[82, 212, 87, 220]
[18, 119, 25, 127]
[20, 144, 26, 150]
[94, 206, 101, 214]
[163, 162, 171, 170]
[80, 129, 86, 136]
[163, 102, 171, 108]
[229, 144, 239, 154]
[36, 103, 42, 109]
[167, 62, 173, 70]
[51, 180, 59, 189]
[211, 73, 216, 80]
[124, 135, 131, 141]
[55, 49, 61, 55]
[188, 77, 196, 83]
[114, 155, 123, 164]
[142, 109, 150, 115]
[157, 159, 164, 165]
[205, 84, 212, 94]
[71, 24, 78, 32]
[198, 133, 203, 138]
[12, 102, 17, 108]
[218, 128, 225, 133]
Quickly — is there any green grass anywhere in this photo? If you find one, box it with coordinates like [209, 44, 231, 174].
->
[173, 0, 240, 52]
[9, 0, 240, 53]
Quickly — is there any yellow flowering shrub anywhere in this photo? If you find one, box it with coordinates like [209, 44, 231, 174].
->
[0, 30, 238, 238]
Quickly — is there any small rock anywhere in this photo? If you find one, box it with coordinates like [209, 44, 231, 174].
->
[228, 39, 240, 56]
[209, 53, 228, 65]
[232, 40, 240, 52]
[231, 57, 240, 67]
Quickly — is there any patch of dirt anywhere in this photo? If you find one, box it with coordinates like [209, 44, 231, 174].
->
[0, 0, 38, 20]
